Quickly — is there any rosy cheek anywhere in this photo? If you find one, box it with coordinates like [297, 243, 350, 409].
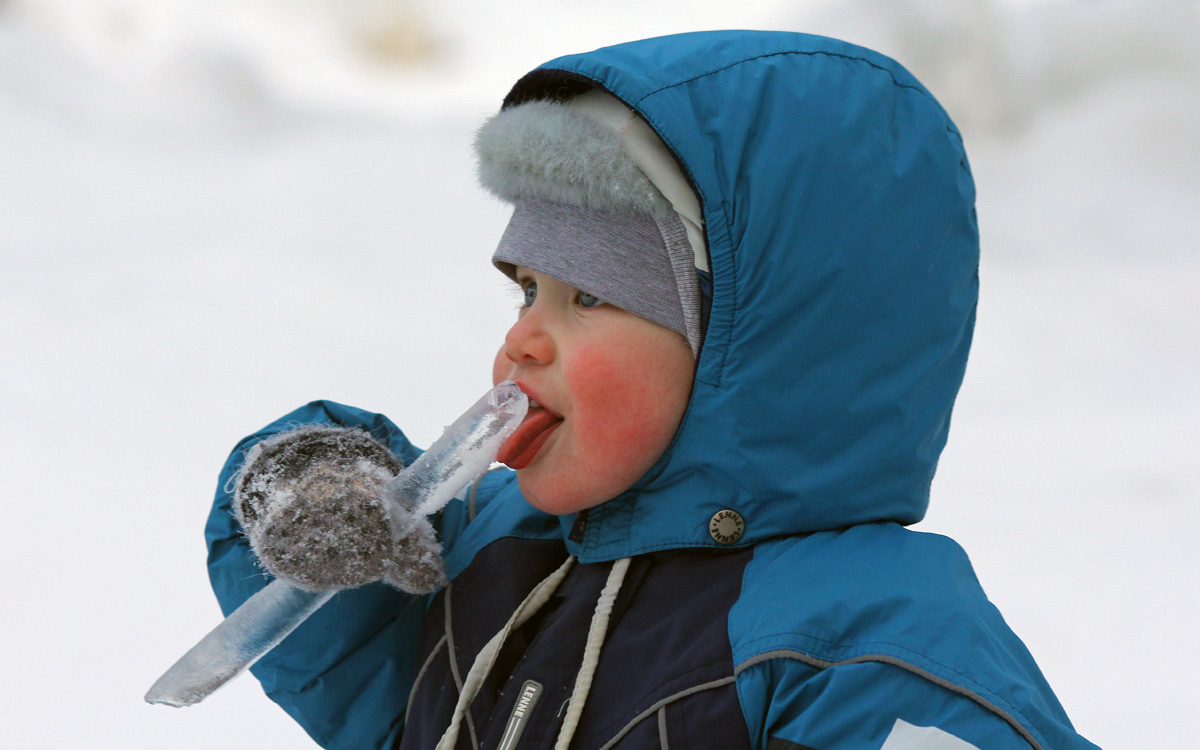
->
[567, 343, 667, 459]
[567, 343, 625, 411]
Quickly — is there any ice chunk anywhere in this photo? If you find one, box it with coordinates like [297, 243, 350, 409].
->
[382, 380, 528, 534]
[145, 581, 334, 707]
[145, 381, 528, 707]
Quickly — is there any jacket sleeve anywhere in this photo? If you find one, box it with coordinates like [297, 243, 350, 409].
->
[735, 656, 1092, 750]
[205, 400, 433, 750]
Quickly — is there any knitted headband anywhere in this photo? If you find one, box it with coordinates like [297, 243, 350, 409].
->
[475, 91, 704, 355]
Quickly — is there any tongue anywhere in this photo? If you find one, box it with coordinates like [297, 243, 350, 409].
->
[496, 410, 562, 468]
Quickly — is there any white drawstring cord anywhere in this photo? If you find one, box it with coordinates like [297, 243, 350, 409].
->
[434, 555, 631, 750]
[435, 556, 577, 750]
[555, 556, 631, 750]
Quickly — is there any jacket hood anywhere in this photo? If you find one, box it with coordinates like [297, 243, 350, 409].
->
[496, 31, 979, 562]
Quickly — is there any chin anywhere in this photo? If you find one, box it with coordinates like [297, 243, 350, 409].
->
[515, 471, 606, 517]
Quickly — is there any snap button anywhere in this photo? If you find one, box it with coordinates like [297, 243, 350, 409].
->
[708, 509, 745, 545]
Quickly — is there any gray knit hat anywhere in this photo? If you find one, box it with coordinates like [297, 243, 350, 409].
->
[475, 91, 704, 355]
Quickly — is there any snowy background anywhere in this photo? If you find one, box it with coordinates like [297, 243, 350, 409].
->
[1, 0, 1196, 747]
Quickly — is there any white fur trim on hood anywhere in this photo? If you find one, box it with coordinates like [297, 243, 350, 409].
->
[475, 99, 673, 219]
[474, 91, 708, 273]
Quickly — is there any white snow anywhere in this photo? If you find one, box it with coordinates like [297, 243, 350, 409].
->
[1, 1, 1195, 748]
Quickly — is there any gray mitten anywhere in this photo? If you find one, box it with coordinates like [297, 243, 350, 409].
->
[233, 425, 445, 594]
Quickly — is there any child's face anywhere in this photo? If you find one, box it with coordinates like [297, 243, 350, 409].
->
[492, 267, 694, 516]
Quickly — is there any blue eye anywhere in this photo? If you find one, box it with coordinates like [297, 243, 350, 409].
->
[521, 281, 537, 308]
[578, 291, 606, 309]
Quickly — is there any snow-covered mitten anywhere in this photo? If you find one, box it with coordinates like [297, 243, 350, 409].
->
[233, 425, 445, 594]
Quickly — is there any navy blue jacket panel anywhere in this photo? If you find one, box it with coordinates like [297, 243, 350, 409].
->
[399, 538, 753, 750]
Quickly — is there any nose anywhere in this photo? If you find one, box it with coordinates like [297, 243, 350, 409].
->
[503, 306, 555, 367]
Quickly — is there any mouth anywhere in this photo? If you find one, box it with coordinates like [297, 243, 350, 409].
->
[497, 389, 563, 470]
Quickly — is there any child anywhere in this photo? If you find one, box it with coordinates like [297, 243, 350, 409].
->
[206, 31, 1100, 750]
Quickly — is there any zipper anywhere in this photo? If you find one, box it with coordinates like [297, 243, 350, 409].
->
[497, 680, 543, 750]
[568, 510, 589, 543]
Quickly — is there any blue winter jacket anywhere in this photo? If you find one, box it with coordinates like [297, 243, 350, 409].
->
[207, 31, 1100, 750]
